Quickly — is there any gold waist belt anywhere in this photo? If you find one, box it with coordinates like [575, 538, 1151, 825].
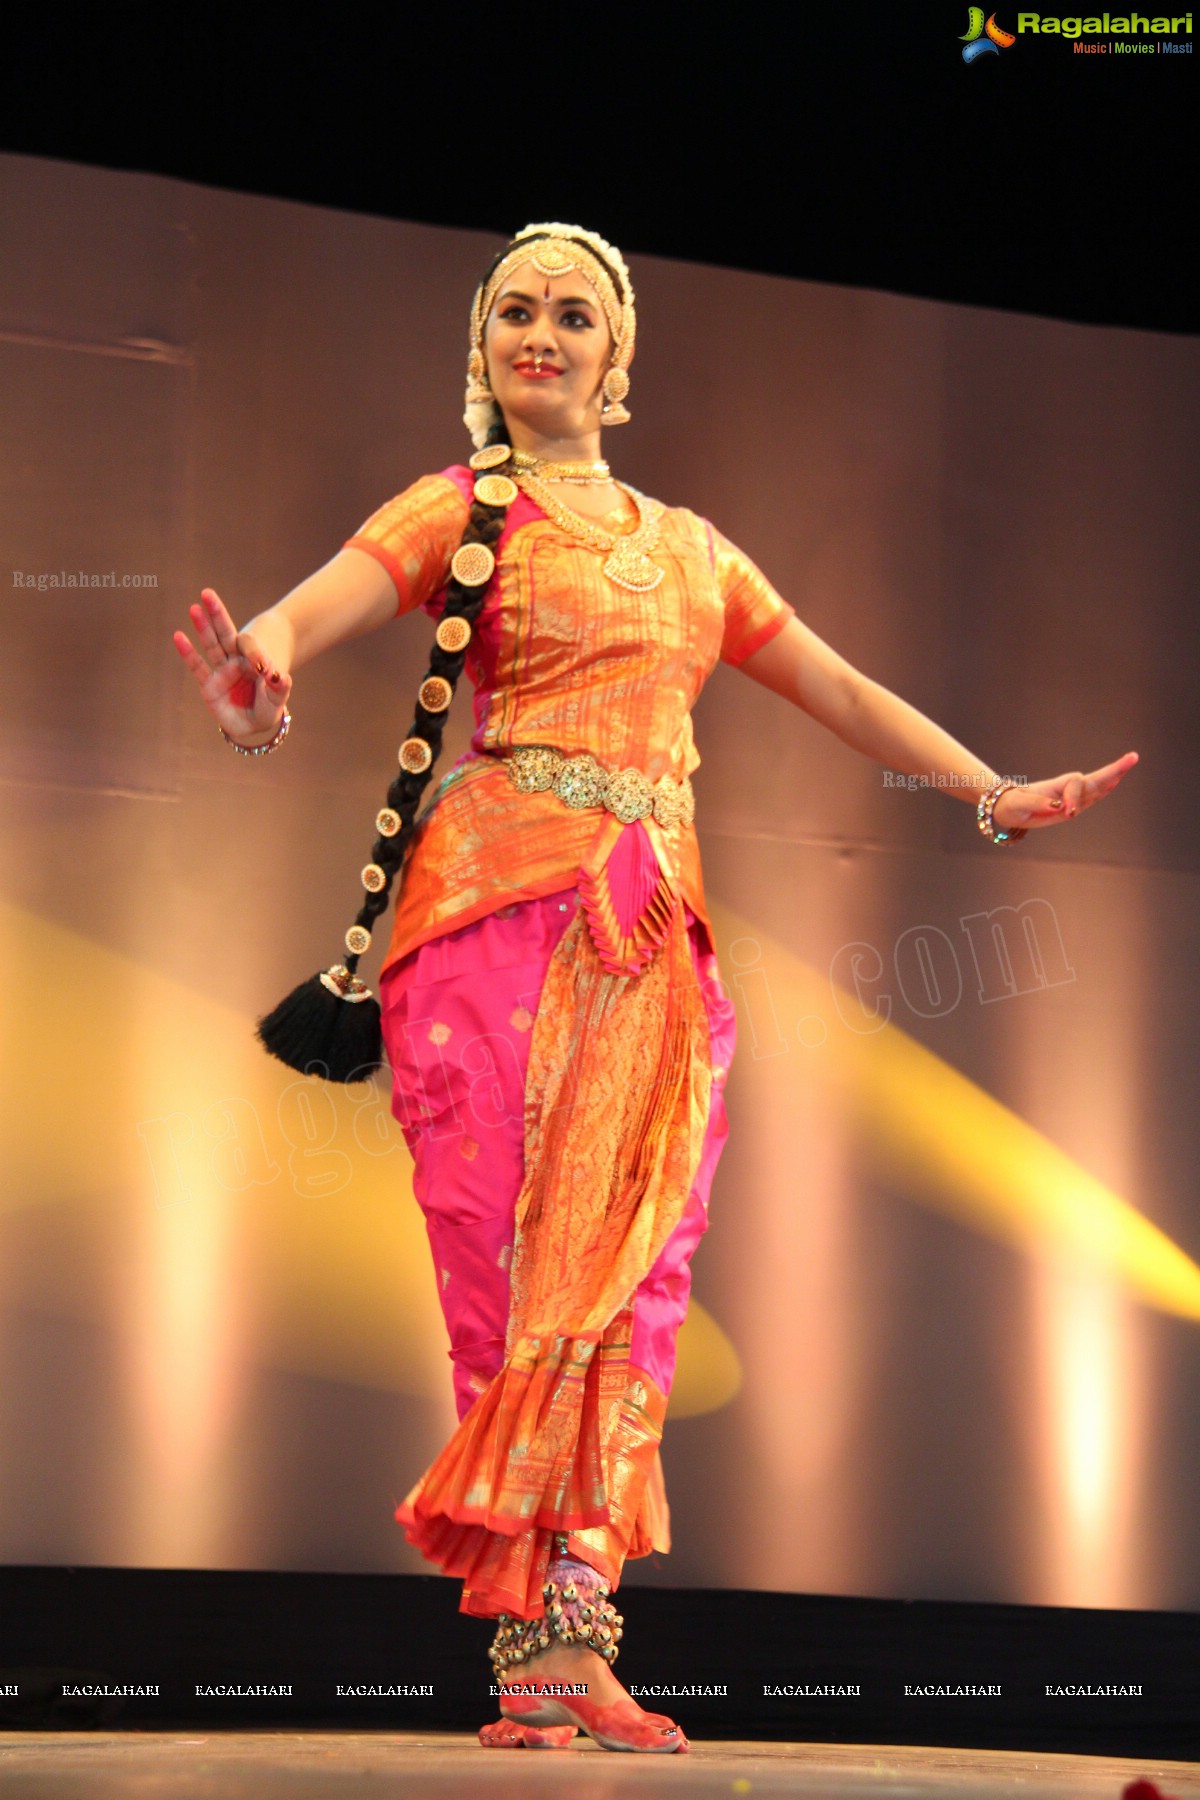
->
[504, 744, 696, 831]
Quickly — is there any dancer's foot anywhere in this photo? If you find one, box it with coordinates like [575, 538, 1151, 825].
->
[498, 1641, 688, 1753]
[478, 1717, 577, 1749]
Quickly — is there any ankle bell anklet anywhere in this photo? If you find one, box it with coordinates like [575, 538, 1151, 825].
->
[489, 1575, 624, 1675]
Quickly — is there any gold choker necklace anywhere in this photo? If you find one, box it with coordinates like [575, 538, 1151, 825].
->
[510, 449, 612, 486]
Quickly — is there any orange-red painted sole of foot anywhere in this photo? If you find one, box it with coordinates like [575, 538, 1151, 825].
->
[499, 1688, 689, 1753]
[478, 1718, 578, 1749]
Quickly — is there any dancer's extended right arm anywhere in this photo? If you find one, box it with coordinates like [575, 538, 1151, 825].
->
[171, 547, 396, 747]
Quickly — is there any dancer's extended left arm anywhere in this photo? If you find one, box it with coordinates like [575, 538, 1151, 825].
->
[739, 615, 1138, 835]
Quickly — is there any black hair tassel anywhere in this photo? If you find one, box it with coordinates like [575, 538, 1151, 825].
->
[256, 973, 384, 1083]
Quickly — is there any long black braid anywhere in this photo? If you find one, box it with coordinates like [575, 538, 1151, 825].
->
[254, 414, 512, 1082]
[255, 227, 628, 1083]
[345, 421, 512, 958]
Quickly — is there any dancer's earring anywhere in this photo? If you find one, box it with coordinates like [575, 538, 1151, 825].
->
[465, 347, 492, 404]
[600, 366, 631, 426]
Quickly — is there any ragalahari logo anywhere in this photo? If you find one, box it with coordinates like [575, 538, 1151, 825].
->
[961, 7, 1017, 57]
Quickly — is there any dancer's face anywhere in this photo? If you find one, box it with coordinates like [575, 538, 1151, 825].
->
[484, 264, 613, 442]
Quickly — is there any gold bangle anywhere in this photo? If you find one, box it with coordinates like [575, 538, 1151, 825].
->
[218, 708, 291, 756]
[976, 777, 1027, 844]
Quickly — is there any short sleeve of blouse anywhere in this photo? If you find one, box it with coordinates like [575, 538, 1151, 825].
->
[343, 472, 472, 617]
[710, 525, 797, 668]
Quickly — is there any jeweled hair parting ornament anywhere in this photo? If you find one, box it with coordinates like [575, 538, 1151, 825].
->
[464, 222, 636, 448]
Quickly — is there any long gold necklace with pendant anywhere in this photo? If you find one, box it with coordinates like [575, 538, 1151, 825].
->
[512, 469, 665, 594]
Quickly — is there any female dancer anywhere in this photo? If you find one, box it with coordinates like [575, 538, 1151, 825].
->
[172, 223, 1137, 1753]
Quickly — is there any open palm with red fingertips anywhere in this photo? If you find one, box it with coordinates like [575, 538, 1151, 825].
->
[992, 752, 1139, 836]
[171, 588, 293, 740]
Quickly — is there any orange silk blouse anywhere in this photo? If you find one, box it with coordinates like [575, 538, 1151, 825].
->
[344, 468, 796, 979]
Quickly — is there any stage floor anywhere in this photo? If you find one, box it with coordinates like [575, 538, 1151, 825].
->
[0, 1733, 1197, 1798]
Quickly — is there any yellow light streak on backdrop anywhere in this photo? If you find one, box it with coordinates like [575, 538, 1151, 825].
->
[0, 894, 740, 1549]
[4, 891, 1191, 1582]
[707, 901, 1200, 1321]
[707, 898, 1187, 1607]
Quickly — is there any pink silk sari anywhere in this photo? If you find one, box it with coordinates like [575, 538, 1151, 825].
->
[378, 833, 736, 1615]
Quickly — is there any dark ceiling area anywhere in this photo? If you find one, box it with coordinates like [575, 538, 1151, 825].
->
[0, 11, 1193, 335]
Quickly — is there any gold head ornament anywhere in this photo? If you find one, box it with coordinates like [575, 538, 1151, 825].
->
[464, 222, 636, 446]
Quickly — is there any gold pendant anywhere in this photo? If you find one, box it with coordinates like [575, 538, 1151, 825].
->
[511, 472, 665, 592]
[603, 541, 665, 592]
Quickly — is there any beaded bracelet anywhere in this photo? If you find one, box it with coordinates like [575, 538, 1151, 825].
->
[219, 708, 291, 757]
[976, 776, 1027, 844]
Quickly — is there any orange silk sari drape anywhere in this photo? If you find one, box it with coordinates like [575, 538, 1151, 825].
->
[395, 897, 713, 1618]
